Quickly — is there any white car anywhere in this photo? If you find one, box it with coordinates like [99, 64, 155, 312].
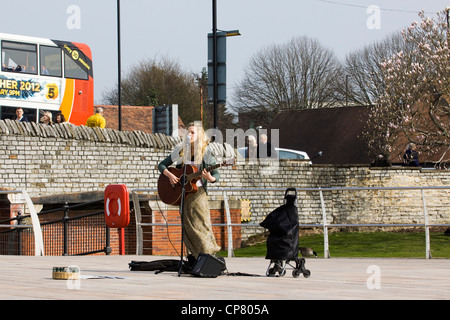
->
[276, 148, 310, 160]
[237, 147, 310, 161]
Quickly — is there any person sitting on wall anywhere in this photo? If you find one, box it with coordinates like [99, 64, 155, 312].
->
[371, 146, 392, 167]
[85, 107, 106, 129]
[403, 143, 420, 167]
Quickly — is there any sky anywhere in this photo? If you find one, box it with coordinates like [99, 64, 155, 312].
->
[1, 0, 448, 105]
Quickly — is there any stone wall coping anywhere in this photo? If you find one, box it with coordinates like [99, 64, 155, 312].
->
[0, 119, 236, 160]
[0, 119, 181, 150]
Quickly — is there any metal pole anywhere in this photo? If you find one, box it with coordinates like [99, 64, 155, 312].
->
[105, 226, 111, 255]
[223, 191, 234, 258]
[212, 0, 218, 129]
[63, 202, 69, 256]
[319, 188, 330, 258]
[117, 0, 122, 131]
[16, 211, 23, 255]
[119, 228, 125, 255]
[421, 188, 432, 259]
[447, 7, 449, 29]
[200, 85, 203, 125]
[131, 191, 143, 255]
[345, 74, 348, 107]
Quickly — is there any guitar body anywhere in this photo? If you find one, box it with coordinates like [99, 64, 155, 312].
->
[157, 165, 200, 205]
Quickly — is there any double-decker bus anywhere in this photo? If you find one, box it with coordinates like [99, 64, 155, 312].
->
[0, 33, 93, 125]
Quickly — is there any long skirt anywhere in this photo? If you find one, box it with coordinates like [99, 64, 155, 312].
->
[182, 187, 220, 258]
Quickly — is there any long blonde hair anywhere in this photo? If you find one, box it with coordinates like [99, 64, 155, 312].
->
[180, 121, 209, 164]
[40, 111, 53, 125]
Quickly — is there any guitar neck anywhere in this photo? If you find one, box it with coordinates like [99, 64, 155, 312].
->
[186, 164, 221, 181]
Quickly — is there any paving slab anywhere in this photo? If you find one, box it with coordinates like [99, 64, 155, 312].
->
[0, 255, 449, 300]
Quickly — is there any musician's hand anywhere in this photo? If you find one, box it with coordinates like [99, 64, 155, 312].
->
[201, 169, 216, 183]
[169, 174, 179, 185]
[164, 169, 179, 185]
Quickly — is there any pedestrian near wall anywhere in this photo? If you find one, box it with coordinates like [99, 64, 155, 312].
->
[85, 107, 106, 129]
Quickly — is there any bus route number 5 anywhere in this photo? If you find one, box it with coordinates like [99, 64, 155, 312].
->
[46, 83, 59, 100]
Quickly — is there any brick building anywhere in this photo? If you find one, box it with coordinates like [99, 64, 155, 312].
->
[95, 105, 185, 135]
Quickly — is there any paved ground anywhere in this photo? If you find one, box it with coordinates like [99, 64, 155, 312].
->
[0, 255, 449, 300]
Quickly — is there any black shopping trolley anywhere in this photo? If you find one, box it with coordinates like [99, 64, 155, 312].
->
[260, 188, 311, 278]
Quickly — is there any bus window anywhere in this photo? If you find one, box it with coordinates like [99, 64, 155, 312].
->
[1, 41, 37, 74]
[64, 50, 88, 80]
[39, 109, 61, 124]
[40, 46, 62, 77]
[0, 106, 37, 122]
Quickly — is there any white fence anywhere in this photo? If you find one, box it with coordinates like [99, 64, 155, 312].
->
[131, 186, 450, 259]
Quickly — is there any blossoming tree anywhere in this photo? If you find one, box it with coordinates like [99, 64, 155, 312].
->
[364, 9, 449, 167]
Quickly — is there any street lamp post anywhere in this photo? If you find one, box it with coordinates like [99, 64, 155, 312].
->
[447, 7, 449, 29]
[212, 0, 218, 129]
[211, 0, 240, 129]
[117, 0, 122, 131]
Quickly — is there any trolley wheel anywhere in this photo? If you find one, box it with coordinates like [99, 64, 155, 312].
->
[267, 267, 277, 277]
[267, 261, 286, 277]
[303, 269, 311, 278]
[292, 269, 300, 278]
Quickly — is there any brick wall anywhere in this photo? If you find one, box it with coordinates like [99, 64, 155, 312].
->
[99, 105, 154, 133]
[148, 206, 241, 256]
[0, 119, 449, 255]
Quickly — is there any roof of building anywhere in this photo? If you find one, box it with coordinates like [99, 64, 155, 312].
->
[268, 106, 372, 164]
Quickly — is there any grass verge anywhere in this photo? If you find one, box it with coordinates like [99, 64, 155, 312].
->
[223, 231, 450, 258]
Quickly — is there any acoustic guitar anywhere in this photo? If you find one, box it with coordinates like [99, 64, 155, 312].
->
[157, 161, 233, 206]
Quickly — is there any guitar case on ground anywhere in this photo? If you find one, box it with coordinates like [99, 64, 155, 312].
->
[129, 254, 226, 278]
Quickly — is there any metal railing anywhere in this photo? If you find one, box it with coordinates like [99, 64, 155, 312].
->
[0, 190, 44, 256]
[131, 186, 450, 259]
[0, 191, 110, 256]
[38, 200, 111, 256]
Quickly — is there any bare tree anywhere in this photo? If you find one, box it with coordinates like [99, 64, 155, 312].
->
[341, 32, 407, 105]
[230, 36, 342, 121]
[102, 56, 201, 124]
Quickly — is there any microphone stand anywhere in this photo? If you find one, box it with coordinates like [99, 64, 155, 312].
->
[178, 137, 190, 276]
[177, 164, 188, 276]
